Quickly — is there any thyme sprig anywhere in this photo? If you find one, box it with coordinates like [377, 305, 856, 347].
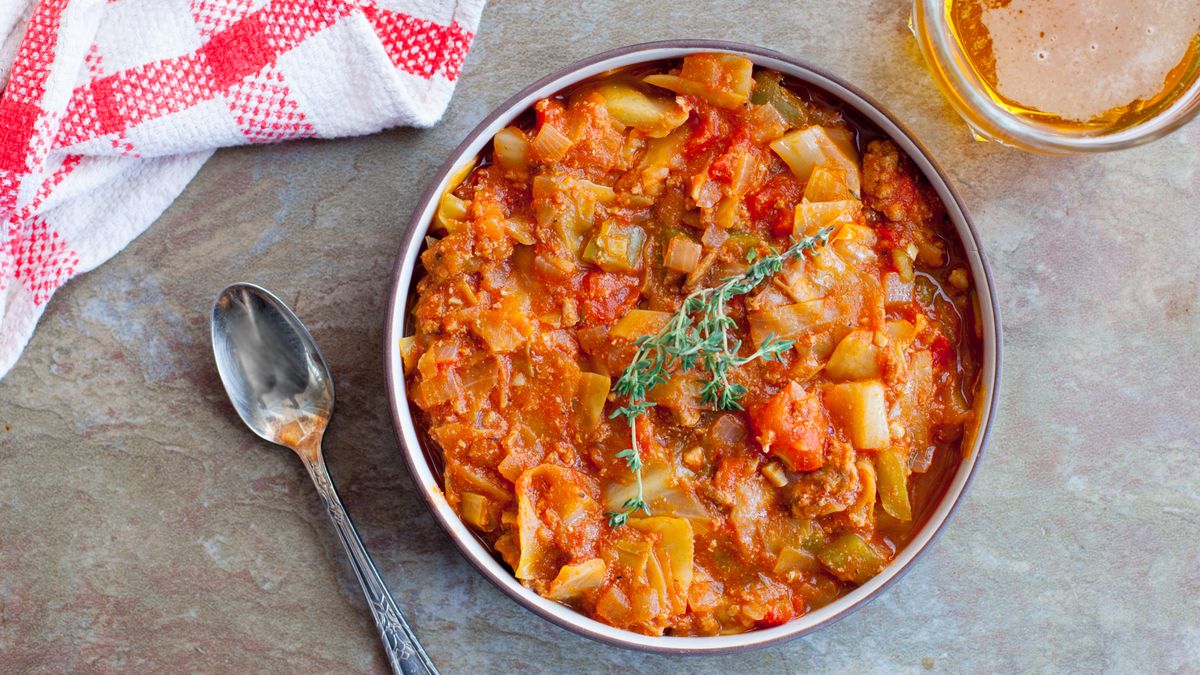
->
[606, 226, 834, 527]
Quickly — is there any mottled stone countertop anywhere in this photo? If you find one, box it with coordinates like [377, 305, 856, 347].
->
[2, 1, 1198, 672]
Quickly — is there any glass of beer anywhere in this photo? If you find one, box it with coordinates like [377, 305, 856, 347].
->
[912, 0, 1200, 152]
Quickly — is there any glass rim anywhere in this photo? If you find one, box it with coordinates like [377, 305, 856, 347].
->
[912, 0, 1200, 153]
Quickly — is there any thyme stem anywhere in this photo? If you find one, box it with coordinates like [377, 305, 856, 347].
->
[607, 226, 834, 527]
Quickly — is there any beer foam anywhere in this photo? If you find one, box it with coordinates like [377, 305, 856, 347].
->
[979, 0, 1200, 121]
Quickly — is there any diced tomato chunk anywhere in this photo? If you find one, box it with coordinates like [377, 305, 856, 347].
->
[534, 98, 567, 132]
[747, 173, 804, 237]
[633, 415, 658, 455]
[930, 334, 955, 369]
[754, 605, 795, 629]
[579, 271, 640, 327]
[686, 106, 730, 157]
[749, 381, 829, 472]
[708, 150, 734, 183]
[707, 129, 752, 184]
[876, 222, 901, 249]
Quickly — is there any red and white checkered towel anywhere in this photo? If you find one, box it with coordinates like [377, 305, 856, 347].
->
[0, 0, 484, 378]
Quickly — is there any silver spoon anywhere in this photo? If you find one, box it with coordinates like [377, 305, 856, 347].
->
[211, 282, 436, 675]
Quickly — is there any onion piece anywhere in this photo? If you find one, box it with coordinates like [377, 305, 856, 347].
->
[884, 271, 914, 307]
[664, 236, 702, 273]
[700, 225, 728, 248]
[683, 247, 721, 291]
[595, 585, 633, 625]
[891, 248, 915, 282]
[707, 414, 747, 448]
[532, 123, 572, 162]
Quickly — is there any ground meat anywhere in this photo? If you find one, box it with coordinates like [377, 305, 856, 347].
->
[784, 440, 861, 519]
[578, 270, 640, 327]
[862, 139, 943, 230]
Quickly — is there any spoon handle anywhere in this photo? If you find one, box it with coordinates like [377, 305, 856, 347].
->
[303, 453, 438, 675]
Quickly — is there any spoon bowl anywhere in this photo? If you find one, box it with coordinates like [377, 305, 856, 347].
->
[211, 282, 436, 674]
[212, 283, 333, 455]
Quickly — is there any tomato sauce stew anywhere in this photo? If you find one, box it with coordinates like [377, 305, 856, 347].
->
[403, 54, 983, 636]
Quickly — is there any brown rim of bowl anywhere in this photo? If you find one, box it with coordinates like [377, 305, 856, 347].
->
[384, 39, 1002, 654]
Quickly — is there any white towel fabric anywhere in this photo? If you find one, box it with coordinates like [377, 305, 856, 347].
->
[0, 0, 485, 378]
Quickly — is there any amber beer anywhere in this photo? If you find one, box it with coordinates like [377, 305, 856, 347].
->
[949, 0, 1200, 130]
[913, 0, 1200, 150]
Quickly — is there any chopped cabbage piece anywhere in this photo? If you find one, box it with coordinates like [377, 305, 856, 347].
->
[824, 380, 890, 450]
[595, 83, 688, 138]
[398, 336, 419, 374]
[582, 222, 646, 273]
[817, 534, 886, 585]
[434, 191, 468, 232]
[547, 558, 606, 601]
[515, 465, 601, 581]
[644, 53, 753, 109]
[825, 330, 882, 381]
[770, 125, 861, 195]
[803, 166, 854, 202]
[460, 492, 496, 531]
[628, 516, 695, 590]
[638, 126, 688, 194]
[577, 372, 611, 432]
[876, 447, 912, 521]
[472, 309, 528, 353]
[443, 159, 475, 195]
[747, 299, 836, 345]
[793, 199, 861, 239]
[610, 309, 671, 340]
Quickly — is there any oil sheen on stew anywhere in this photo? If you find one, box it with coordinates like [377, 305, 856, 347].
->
[404, 53, 983, 636]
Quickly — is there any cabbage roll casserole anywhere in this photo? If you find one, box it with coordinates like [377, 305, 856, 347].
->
[402, 53, 983, 636]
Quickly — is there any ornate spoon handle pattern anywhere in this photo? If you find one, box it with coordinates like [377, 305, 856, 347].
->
[304, 452, 437, 675]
